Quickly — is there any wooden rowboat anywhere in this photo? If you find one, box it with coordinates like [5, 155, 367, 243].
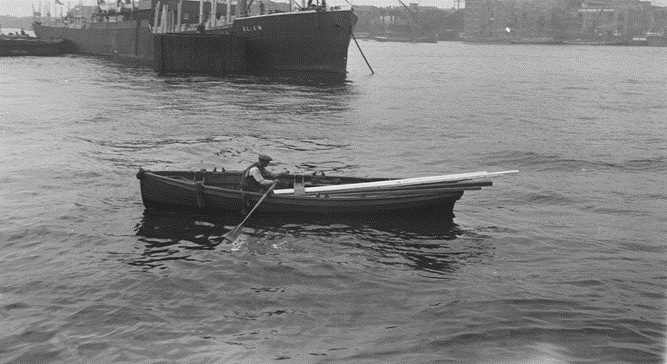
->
[136, 168, 516, 218]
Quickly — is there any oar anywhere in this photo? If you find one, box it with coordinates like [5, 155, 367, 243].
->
[222, 181, 279, 243]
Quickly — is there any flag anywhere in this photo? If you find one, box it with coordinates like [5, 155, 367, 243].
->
[55, 0, 64, 4]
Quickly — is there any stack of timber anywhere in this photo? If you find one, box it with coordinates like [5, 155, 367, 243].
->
[137, 168, 518, 218]
[274, 170, 517, 196]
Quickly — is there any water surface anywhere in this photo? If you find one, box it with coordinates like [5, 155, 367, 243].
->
[1, 41, 666, 363]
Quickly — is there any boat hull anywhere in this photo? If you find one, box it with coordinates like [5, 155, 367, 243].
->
[373, 35, 438, 44]
[33, 9, 357, 74]
[0, 37, 71, 56]
[136, 169, 494, 218]
[509, 37, 564, 45]
[463, 37, 510, 44]
[562, 38, 627, 46]
[232, 10, 357, 73]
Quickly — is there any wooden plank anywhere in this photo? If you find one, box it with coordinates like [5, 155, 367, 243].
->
[274, 171, 488, 195]
[318, 186, 483, 198]
[273, 170, 518, 195]
[326, 180, 493, 193]
[305, 183, 489, 196]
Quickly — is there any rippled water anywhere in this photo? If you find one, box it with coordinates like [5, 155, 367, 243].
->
[1, 41, 666, 363]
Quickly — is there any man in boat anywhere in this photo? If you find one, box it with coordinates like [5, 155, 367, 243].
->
[239, 155, 287, 214]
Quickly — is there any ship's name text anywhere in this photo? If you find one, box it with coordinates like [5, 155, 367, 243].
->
[243, 25, 263, 32]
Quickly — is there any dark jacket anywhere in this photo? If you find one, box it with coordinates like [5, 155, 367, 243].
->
[240, 163, 272, 192]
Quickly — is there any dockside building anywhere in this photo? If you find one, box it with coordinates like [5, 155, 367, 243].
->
[463, 0, 667, 40]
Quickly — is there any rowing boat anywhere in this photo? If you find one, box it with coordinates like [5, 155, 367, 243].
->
[136, 168, 517, 217]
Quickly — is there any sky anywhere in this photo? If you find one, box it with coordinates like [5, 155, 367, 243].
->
[1, 0, 666, 17]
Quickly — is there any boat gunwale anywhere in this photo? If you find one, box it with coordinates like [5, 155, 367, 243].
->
[140, 170, 490, 201]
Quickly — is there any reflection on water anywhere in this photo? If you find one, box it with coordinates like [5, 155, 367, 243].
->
[159, 70, 353, 88]
[133, 209, 492, 277]
[2, 42, 665, 364]
[61, 54, 359, 126]
[135, 208, 461, 240]
[149, 70, 358, 124]
[90, 54, 354, 87]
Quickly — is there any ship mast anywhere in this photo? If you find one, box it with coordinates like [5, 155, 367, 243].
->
[199, 0, 204, 26]
[211, 0, 217, 28]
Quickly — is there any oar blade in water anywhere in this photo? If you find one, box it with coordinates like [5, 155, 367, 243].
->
[221, 181, 278, 244]
[222, 225, 243, 243]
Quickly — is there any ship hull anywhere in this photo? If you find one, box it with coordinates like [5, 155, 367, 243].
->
[33, 9, 357, 74]
[232, 10, 356, 73]
[33, 20, 157, 67]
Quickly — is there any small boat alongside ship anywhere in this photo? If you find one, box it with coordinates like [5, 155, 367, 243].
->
[561, 37, 627, 46]
[0, 35, 70, 57]
[136, 168, 518, 218]
[463, 37, 510, 44]
[509, 36, 564, 45]
[373, 34, 438, 43]
[33, 0, 357, 75]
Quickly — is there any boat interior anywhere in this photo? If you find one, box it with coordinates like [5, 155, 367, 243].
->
[150, 169, 389, 190]
[144, 169, 493, 198]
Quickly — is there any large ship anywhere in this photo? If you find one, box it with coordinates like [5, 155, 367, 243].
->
[371, 0, 439, 44]
[33, 0, 357, 75]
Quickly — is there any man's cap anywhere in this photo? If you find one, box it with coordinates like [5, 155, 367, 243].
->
[259, 155, 273, 162]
